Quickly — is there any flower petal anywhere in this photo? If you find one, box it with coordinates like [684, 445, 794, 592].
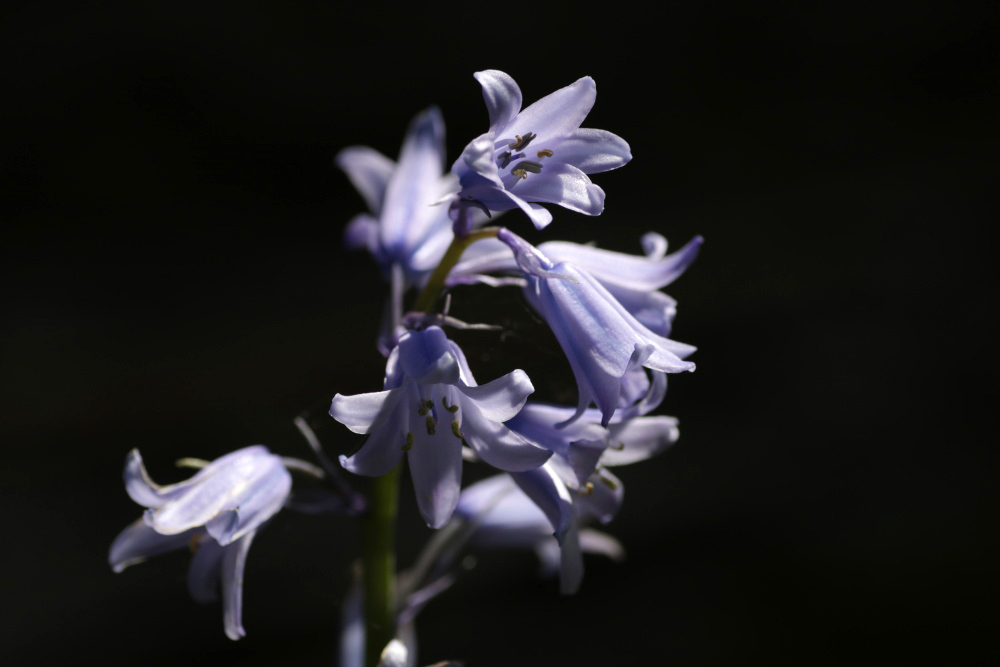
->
[335, 146, 395, 217]
[552, 128, 632, 174]
[407, 422, 463, 529]
[330, 388, 400, 435]
[558, 522, 584, 595]
[188, 533, 225, 603]
[511, 464, 573, 543]
[339, 395, 408, 477]
[108, 519, 197, 573]
[508, 76, 596, 145]
[602, 416, 680, 466]
[221, 530, 256, 640]
[578, 528, 625, 561]
[578, 469, 624, 524]
[398, 327, 460, 385]
[510, 162, 605, 217]
[457, 370, 534, 422]
[474, 70, 522, 135]
[124, 448, 201, 509]
[459, 402, 551, 473]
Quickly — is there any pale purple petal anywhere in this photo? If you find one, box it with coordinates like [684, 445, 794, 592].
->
[187, 533, 225, 603]
[507, 76, 596, 145]
[330, 388, 400, 435]
[511, 463, 573, 543]
[335, 146, 395, 217]
[221, 530, 256, 640]
[339, 573, 365, 667]
[558, 522, 584, 595]
[407, 422, 463, 529]
[602, 416, 680, 466]
[204, 463, 291, 546]
[578, 470, 624, 524]
[457, 370, 534, 422]
[339, 394, 408, 477]
[144, 447, 286, 535]
[124, 448, 200, 509]
[344, 213, 379, 252]
[474, 70, 522, 135]
[507, 162, 605, 217]
[459, 402, 551, 472]
[550, 128, 631, 174]
[109, 519, 197, 573]
[398, 327, 460, 385]
[540, 235, 704, 292]
[578, 528, 625, 562]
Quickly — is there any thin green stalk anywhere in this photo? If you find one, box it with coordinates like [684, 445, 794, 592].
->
[412, 228, 500, 313]
[362, 464, 400, 666]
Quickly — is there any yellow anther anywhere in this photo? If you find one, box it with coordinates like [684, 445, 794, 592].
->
[451, 420, 464, 439]
[512, 168, 528, 180]
[610, 441, 625, 451]
[188, 533, 203, 554]
[600, 475, 619, 491]
[442, 396, 459, 413]
[425, 415, 437, 435]
[402, 432, 414, 451]
[537, 149, 554, 158]
[583, 482, 595, 495]
[509, 132, 537, 150]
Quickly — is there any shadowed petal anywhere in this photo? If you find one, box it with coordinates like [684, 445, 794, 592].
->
[460, 404, 551, 472]
[474, 70, 522, 135]
[408, 424, 463, 529]
[221, 530, 256, 640]
[398, 327, 460, 385]
[335, 146, 395, 217]
[188, 534, 225, 603]
[339, 395, 408, 477]
[109, 519, 198, 573]
[511, 464, 573, 543]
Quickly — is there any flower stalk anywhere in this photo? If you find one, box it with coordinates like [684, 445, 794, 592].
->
[411, 227, 500, 313]
[362, 463, 400, 666]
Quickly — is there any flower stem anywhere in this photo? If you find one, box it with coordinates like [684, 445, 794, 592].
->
[411, 228, 500, 313]
[363, 463, 400, 666]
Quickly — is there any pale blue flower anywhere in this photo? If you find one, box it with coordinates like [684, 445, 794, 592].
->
[452, 70, 631, 230]
[337, 108, 459, 286]
[330, 326, 551, 528]
[449, 232, 703, 337]
[457, 403, 679, 593]
[109, 446, 292, 640]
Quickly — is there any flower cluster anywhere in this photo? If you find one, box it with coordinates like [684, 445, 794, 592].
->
[110, 69, 702, 666]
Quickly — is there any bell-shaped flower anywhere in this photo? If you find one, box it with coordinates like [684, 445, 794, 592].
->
[455, 401, 679, 592]
[448, 232, 703, 338]
[452, 70, 631, 229]
[109, 445, 292, 640]
[490, 230, 695, 426]
[330, 326, 551, 529]
[337, 107, 461, 287]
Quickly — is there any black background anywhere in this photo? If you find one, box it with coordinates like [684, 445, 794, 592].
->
[2, 2, 996, 665]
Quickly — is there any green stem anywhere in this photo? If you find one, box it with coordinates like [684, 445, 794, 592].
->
[362, 464, 399, 666]
[411, 227, 500, 313]
[361, 226, 499, 664]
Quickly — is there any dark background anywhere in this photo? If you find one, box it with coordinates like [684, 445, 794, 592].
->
[2, 2, 996, 665]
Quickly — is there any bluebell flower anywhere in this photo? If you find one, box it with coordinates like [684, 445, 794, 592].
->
[449, 232, 703, 338]
[337, 108, 461, 287]
[452, 70, 631, 229]
[457, 402, 679, 592]
[330, 326, 551, 528]
[109, 446, 292, 640]
[487, 230, 695, 426]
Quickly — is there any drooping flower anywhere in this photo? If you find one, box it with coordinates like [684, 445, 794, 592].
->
[449, 231, 703, 337]
[109, 446, 292, 640]
[455, 401, 680, 593]
[452, 70, 631, 230]
[337, 107, 461, 287]
[483, 229, 695, 426]
[330, 326, 551, 528]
